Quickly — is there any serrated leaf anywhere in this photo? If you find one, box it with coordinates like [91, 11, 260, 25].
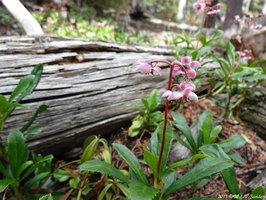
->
[129, 180, 159, 200]
[251, 186, 265, 200]
[113, 143, 147, 184]
[79, 160, 130, 183]
[163, 157, 234, 198]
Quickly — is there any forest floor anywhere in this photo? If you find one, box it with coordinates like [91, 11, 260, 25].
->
[109, 98, 266, 199]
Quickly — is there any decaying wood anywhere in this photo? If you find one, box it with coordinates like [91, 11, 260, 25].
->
[0, 35, 175, 155]
[240, 95, 266, 140]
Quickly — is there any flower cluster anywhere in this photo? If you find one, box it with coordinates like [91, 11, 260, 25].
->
[135, 56, 201, 102]
[194, 0, 221, 16]
[237, 49, 253, 62]
[234, 13, 264, 30]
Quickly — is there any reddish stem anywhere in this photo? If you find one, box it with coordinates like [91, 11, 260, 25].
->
[156, 63, 174, 186]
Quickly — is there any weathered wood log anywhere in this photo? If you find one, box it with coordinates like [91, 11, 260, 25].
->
[0, 35, 174, 156]
[240, 95, 266, 140]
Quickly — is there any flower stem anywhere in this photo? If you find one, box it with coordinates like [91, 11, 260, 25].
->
[156, 63, 174, 186]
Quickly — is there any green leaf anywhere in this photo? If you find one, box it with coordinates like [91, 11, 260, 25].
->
[128, 116, 144, 137]
[17, 160, 33, 178]
[163, 172, 176, 192]
[79, 160, 130, 184]
[117, 183, 130, 198]
[9, 75, 35, 102]
[24, 172, 50, 192]
[226, 42, 236, 67]
[163, 154, 206, 176]
[143, 146, 158, 178]
[21, 155, 53, 181]
[53, 169, 71, 182]
[200, 144, 230, 159]
[185, 198, 225, 200]
[0, 179, 14, 193]
[156, 121, 173, 172]
[221, 167, 240, 195]
[197, 112, 213, 145]
[69, 177, 80, 189]
[227, 152, 245, 165]
[251, 186, 265, 200]
[172, 112, 197, 152]
[20, 104, 48, 133]
[129, 180, 159, 200]
[113, 143, 147, 184]
[39, 194, 53, 200]
[219, 134, 247, 151]
[132, 102, 144, 114]
[0, 161, 8, 178]
[209, 125, 222, 143]
[98, 183, 113, 200]
[163, 157, 234, 198]
[80, 136, 99, 163]
[7, 129, 28, 178]
[148, 89, 160, 111]
[172, 132, 192, 152]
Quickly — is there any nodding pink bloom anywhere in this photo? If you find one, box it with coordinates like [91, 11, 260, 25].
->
[234, 15, 242, 25]
[237, 49, 253, 61]
[251, 24, 263, 29]
[172, 57, 201, 79]
[194, 0, 206, 15]
[135, 61, 162, 75]
[162, 81, 198, 102]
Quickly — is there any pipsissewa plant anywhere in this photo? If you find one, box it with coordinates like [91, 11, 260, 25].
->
[129, 89, 163, 137]
[78, 56, 238, 199]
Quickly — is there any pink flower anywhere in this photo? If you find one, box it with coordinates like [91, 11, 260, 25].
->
[234, 15, 242, 25]
[134, 61, 162, 75]
[172, 57, 201, 79]
[162, 81, 198, 102]
[207, 9, 220, 16]
[194, 0, 206, 15]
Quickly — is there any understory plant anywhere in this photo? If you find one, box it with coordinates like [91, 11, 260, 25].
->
[0, 65, 55, 199]
[77, 56, 243, 199]
[129, 89, 163, 137]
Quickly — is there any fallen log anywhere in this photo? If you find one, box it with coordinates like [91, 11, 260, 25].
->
[0, 35, 174, 155]
[240, 95, 266, 140]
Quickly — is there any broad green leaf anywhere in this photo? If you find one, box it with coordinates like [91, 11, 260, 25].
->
[113, 143, 147, 184]
[163, 157, 234, 198]
[251, 186, 265, 200]
[0, 179, 14, 193]
[98, 183, 112, 200]
[80, 136, 99, 163]
[143, 146, 158, 178]
[20, 104, 48, 133]
[39, 194, 53, 200]
[129, 180, 159, 200]
[79, 160, 130, 184]
[156, 121, 173, 172]
[7, 129, 28, 178]
[149, 111, 164, 124]
[172, 112, 197, 152]
[219, 135, 246, 151]
[150, 129, 158, 155]
[132, 102, 144, 114]
[53, 169, 71, 182]
[227, 152, 245, 165]
[172, 132, 192, 152]
[226, 42, 236, 67]
[200, 144, 230, 159]
[0, 161, 8, 178]
[0, 95, 10, 114]
[221, 167, 240, 195]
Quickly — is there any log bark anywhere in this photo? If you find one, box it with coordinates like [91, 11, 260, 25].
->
[0, 35, 174, 156]
[240, 95, 266, 140]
